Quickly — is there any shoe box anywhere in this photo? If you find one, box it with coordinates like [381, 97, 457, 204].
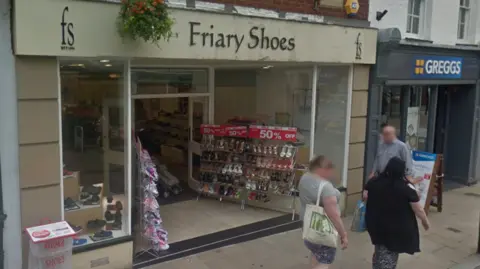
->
[63, 171, 80, 201]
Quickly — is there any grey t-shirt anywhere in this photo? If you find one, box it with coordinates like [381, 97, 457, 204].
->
[372, 139, 413, 176]
[298, 172, 340, 220]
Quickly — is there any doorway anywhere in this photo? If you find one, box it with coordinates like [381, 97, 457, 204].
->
[434, 84, 477, 186]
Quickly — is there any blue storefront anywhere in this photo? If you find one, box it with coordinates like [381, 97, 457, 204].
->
[365, 28, 480, 187]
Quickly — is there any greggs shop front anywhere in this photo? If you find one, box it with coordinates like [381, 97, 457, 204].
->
[12, 0, 377, 268]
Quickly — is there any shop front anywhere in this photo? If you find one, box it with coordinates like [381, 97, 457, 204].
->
[13, 0, 377, 268]
[365, 34, 480, 189]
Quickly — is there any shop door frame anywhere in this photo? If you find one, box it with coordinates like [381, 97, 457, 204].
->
[130, 66, 214, 184]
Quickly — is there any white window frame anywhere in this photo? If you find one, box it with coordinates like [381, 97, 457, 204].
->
[457, 0, 471, 41]
[406, 0, 425, 38]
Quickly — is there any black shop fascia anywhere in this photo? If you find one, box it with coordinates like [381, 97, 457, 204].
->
[189, 22, 296, 53]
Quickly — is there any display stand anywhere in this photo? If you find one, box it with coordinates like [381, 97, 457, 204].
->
[26, 221, 76, 269]
[195, 124, 298, 219]
[134, 137, 169, 259]
[424, 154, 443, 214]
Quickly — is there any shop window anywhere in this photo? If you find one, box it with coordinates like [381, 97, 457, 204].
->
[313, 66, 350, 186]
[381, 87, 402, 135]
[406, 86, 430, 151]
[60, 59, 129, 248]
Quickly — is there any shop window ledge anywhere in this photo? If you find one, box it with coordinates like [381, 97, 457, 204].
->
[72, 235, 133, 255]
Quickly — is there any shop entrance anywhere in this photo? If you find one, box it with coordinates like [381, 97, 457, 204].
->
[434, 85, 477, 186]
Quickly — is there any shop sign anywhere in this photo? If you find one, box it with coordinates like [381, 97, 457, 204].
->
[248, 125, 297, 141]
[60, 6, 75, 51]
[411, 151, 437, 207]
[413, 56, 463, 79]
[26, 221, 76, 243]
[189, 22, 295, 53]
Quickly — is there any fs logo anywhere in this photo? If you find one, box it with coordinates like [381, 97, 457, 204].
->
[61, 7, 75, 51]
[413, 56, 463, 79]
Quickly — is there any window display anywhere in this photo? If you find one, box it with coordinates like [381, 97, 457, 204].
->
[60, 59, 129, 248]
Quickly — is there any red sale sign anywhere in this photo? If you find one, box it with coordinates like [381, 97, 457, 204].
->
[224, 126, 248, 138]
[248, 125, 297, 141]
[200, 124, 225, 136]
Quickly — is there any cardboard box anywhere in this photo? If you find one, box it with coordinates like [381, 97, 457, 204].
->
[63, 172, 80, 200]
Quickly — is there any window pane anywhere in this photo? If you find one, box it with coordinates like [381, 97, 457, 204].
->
[412, 17, 420, 34]
[61, 58, 129, 248]
[314, 66, 349, 187]
[458, 23, 465, 39]
[413, 0, 421, 15]
[465, 0, 470, 7]
[460, 9, 467, 23]
[408, 0, 414, 14]
[131, 68, 208, 94]
[407, 16, 413, 33]
[461, 0, 465, 6]
[381, 87, 401, 136]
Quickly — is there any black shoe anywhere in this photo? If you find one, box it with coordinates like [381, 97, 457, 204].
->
[104, 211, 114, 221]
[67, 222, 83, 233]
[114, 210, 122, 223]
[87, 219, 106, 230]
[82, 185, 102, 195]
[79, 192, 91, 200]
[107, 196, 113, 203]
[83, 195, 100, 205]
[64, 198, 79, 211]
[91, 230, 113, 241]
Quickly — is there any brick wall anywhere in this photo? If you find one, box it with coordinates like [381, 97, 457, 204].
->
[203, 0, 369, 20]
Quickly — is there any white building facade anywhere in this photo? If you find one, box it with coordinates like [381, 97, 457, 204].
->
[369, 0, 480, 45]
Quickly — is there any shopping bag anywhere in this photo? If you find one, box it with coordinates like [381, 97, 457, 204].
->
[302, 181, 338, 248]
[350, 200, 366, 232]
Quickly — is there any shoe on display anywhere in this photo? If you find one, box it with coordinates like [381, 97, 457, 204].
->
[67, 222, 83, 233]
[83, 195, 100, 205]
[64, 198, 80, 211]
[107, 196, 113, 204]
[114, 210, 122, 223]
[80, 192, 91, 201]
[280, 145, 287, 158]
[73, 238, 88, 246]
[104, 211, 114, 222]
[82, 185, 102, 195]
[115, 201, 123, 211]
[90, 230, 113, 241]
[87, 219, 106, 230]
[63, 168, 74, 178]
[285, 145, 293, 158]
[107, 204, 116, 211]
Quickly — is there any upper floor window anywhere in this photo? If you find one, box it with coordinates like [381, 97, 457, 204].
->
[458, 0, 470, 40]
[407, 0, 423, 35]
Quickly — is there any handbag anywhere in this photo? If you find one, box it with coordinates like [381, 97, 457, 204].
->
[302, 181, 338, 248]
[350, 200, 366, 232]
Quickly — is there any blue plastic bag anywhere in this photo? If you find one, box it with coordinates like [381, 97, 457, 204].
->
[350, 200, 366, 232]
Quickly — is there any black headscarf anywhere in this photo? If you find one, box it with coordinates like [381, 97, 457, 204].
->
[381, 157, 406, 182]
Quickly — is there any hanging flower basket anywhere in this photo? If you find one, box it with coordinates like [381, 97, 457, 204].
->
[117, 0, 174, 46]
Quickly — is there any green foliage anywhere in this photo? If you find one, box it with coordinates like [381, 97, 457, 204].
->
[117, 0, 174, 46]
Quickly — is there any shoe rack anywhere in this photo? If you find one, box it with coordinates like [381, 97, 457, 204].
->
[195, 124, 299, 217]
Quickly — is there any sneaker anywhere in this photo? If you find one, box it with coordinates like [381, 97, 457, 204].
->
[63, 169, 74, 178]
[73, 238, 88, 246]
[83, 195, 100, 205]
[87, 219, 106, 230]
[67, 222, 83, 233]
[115, 201, 123, 211]
[107, 196, 113, 204]
[104, 211, 114, 222]
[90, 230, 113, 241]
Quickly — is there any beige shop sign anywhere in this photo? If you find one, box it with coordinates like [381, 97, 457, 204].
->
[14, 0, 377, 63]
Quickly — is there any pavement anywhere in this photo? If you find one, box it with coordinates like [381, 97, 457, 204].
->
[145, 185, 480, 269]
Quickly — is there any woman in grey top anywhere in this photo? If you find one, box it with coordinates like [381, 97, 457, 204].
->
[299, 155, 348, 269]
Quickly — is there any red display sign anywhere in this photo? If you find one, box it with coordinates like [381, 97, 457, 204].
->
[200, 124, 225, 136]
[224, 126, 248, 138]
[248, 125, 297, 141]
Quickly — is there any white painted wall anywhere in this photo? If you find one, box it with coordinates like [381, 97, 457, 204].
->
[0, 0, 23, 268]
[369, 0, 480, 45]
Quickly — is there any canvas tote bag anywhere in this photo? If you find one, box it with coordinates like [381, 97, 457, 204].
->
[302, 180, 338, 248]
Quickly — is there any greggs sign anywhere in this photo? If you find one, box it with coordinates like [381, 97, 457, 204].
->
[413, 56, 463, 79]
